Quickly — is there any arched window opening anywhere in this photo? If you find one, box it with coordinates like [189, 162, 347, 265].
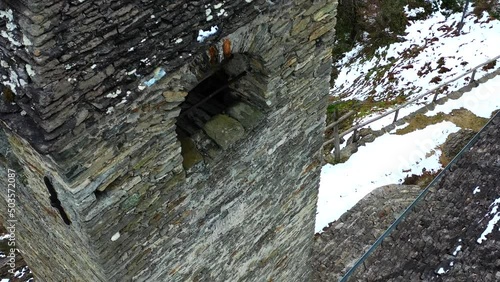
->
[174, 54, 265, 171]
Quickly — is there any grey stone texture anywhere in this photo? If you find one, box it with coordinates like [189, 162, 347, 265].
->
[441, 128, 476, 160]
[203, 114, 245, 150]
[312, 184, 422, 281]
[0, 0, 338, 281]
[348, 113, 500, 281]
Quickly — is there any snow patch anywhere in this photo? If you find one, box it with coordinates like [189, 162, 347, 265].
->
[316, 122, 459, 231]
[22, 34, 32, 46]
[105, 89, 122, 99]
[436, 267, 449, 275]
[404, 5, 425, 18]
[197, 26, 219, 42]
[0, 234, 11, 240]
[0, 8, 22, 47]
[477, 197, 500, 244]
[217, 9, 227, 17]
[425, 75, 500, 118]
[473, 186, 481, 194]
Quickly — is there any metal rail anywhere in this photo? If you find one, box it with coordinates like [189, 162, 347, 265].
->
[338, 109, 500, 282]
[179, 71, 247, 118]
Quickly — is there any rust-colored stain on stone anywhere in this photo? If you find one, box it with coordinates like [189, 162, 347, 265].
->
[223, 38, 232, 59]
[209, 45, 218, 65]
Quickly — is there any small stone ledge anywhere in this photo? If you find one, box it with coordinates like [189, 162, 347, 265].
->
[203, 114, 245, 150]
[178, 101, 266, 176]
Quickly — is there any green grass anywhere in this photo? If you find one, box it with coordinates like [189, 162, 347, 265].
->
[395, 108, 488, 135]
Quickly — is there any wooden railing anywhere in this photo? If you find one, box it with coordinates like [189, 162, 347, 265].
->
[324, 54, 500, 161]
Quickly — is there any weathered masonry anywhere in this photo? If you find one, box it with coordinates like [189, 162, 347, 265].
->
[0, 0, 337, 281]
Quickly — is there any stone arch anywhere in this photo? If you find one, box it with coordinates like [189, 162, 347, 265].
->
[155, 33, 277, 173]
[172, 51, 268, 172]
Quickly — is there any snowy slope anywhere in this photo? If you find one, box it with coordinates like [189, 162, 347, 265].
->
[333, 8, 500, 102]
[317, 74, 500, 232]
[317, 121, 459, 231]
[317, 6, 500, 232]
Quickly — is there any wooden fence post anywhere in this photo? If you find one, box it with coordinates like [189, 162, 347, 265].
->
[432, 91, 439, 102]
[470, 69, 477, 84]
[393, 109, 399, 123]
[334, 108, 340, 162]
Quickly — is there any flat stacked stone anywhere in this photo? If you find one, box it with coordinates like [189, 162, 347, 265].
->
[0, 0, 339, 281]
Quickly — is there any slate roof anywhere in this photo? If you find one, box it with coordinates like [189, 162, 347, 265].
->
[314, 111, 500, 281]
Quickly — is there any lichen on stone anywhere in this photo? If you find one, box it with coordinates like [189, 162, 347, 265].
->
[179, 136, 204, 170]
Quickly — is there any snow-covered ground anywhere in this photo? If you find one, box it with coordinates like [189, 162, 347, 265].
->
[317, 6, 500, 232]
[316, 121, 459, 231]
[316, 75, 499, 231]
[426, 75, 500, 118]
[333, 8, 500, 102]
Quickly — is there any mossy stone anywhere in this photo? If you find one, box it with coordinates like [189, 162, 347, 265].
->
[291, 17, 311, 36]
[203, 114, 245, 150]
[162, 91, 187, 102]
[179, 137, 203, 170]
[121, 193, 141, 210]
[313, 3, 336, 21]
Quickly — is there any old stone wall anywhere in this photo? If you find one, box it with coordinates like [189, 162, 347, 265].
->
[349, 113, 500, 281]
[0, 0, 338, 281]
[0, 130, 106, 280]
[0, 0, 284, 153]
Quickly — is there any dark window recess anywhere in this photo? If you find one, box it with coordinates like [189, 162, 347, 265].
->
[176, 69, 246, 137]
[93, 189, 108, 200]
[93, 177, 121, 201]
[43, 176, 71, 225]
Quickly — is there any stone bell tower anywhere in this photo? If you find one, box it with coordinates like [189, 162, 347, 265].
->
[0, 0, 337, 280]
